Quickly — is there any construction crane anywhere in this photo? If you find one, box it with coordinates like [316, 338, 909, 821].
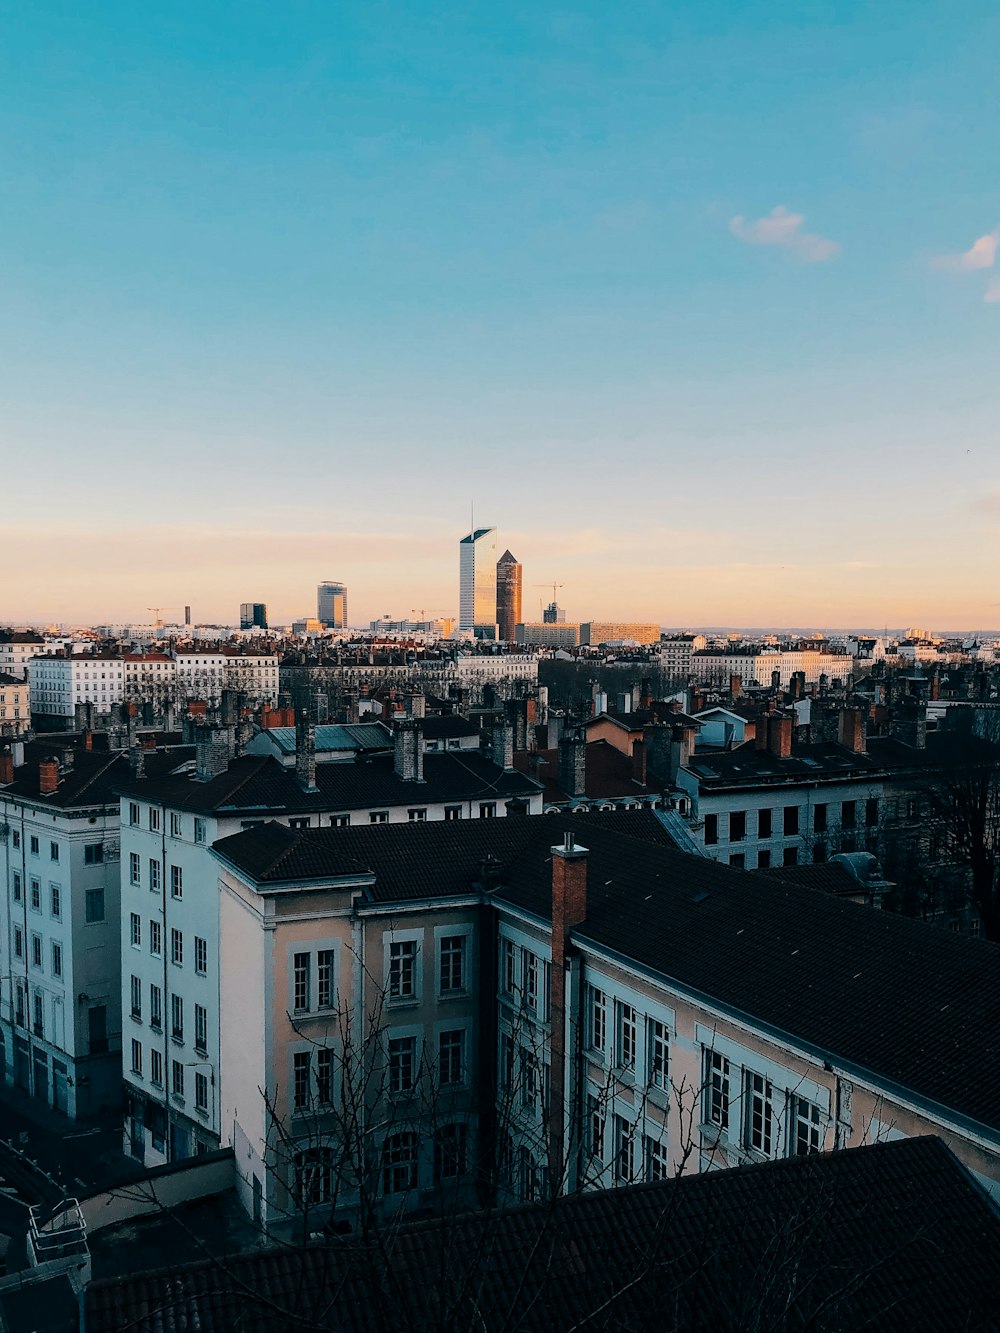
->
[532, 583, 565, 618]
[147, 607, 176, 629]
[410, 608, 448, 622]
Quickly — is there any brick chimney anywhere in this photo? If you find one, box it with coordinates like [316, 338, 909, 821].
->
[39, 757, 59, 794]
[767, 715, 793, 759]
[631, 738, 647, 785]
[295, 711, 318, 792]
[837, 707, 865, 755]
[491, 722, 514, 772]
[0, 753, 14, 785]
[557, 727, 587, 798]
[394, 718, 424, 782]
[549, 833, 588, 1195]
[406, 692, 426, 720]
[195, 725, 232, 782]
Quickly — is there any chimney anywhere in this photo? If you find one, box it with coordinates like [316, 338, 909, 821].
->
[557, 728, 587, 798]
[767, 715, 793, 759]
[639, 677, 653, 710]
[38, 757, 59, 795]
[394, 718, 424, 782]
[837, 707, 865, 755]
[491, 722, 514, 772]
[295, 711, 318, 792]
[130, 745, 146, 779]
[195, 725, 232, 782]
[505, 697, 529, 752]
[0, 753, 13, 785]
[504, 796, 529, 817]
[549, 833, 588, 1195]
[141, 733, 156, 750]
[631, 738, 647, 786]
[83, 729, 93, 751]
[406, 692, 426, 720]
[729, 674, 742, 700]
[643, 724, 672, 782]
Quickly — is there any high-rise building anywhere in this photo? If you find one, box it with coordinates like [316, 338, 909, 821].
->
[240, 602, 268, 630]
[459, 528, 497, 638]
[496, 549, 522, 642]
[317, 581, 348, 628]
[542, 601, 566, 624]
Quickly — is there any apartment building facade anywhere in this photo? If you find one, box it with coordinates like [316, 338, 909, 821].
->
[28, 654, 126, 722]
[0, 674, 30, 737]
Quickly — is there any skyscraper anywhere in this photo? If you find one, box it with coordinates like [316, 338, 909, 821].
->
[240, 602, 268, 630]
[317, 581, 348, 628]
[496, 549, 522, 642]
[458, 528, 497, 637]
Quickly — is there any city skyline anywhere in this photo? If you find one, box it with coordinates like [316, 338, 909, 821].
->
[1, 3, 998, 630]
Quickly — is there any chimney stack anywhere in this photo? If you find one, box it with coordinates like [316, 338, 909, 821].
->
[491, 722, 514, 772]
[406, 692, 426, 720]
[130, 745, 146, 779]
[558, 727, 587, 798]
[38, 757, 59, 795]
[767, 715, 793, 759]
[295, 710, 318, 792]
[394, 718, 424, 782]
[0, 753, 14, 785]
[549, 833, 588, 1195]
[837, 707, 865, 755]
[195, 725, 233, 782]
[631, 738, 647, 786]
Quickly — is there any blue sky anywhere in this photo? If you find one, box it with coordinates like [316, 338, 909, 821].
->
[2, 1, 998, 629]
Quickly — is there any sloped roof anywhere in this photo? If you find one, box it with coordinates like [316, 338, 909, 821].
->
[85, 1137, 1000, 1333]
[261, 723, 391, 755]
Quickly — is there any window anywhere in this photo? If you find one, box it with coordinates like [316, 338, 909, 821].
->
[149, 808, 161, 832]
[30, 877, 40, 910]
[171, 928, 183, 966]
[705, 1051, 730, 1132]
[170, 812, 182, 837]
[389, 940, 417, 1000]
[382, 1132, 418, 1194]
[434, 1123, 467, 1181]
[51, 942, 62, 978]
[150, 920, 162, 956]
[130, 913, 141, 948]
[172, 1060, 184, 1097]
[293, 953, 310, 1012]
[744, 1072, 774, 1156]
[130, 975, 142, 1020]
[288, 817, 310, 830]
[440, 936, 465, 995]
[782, 846, 799, 866]
[792, 1096, 823, 1156]
[32, 992, 43, 1038]
[645, 1134, 670, 1182]
[813, 842, 828, 863]
[587, 1093, 606, 1160]
[519, 1045, 540, 1112]
[729, 853, 745, 869]
[12, 871, 21, 902]
[589, 987, 607, 1053]
[615, 1001, 637, 1071]
[149, 859, 161, 893]
[841, 800, 856, 829]
[15, 986, 24, 1028]
[84, 843, 104, 865]
[388, 1036, 416, 1093]
[316, 1048, 333, 1106]
[502, 939, 516, 995]
[329, 813, 350, 828]
[195, 1072, 209, 1113]
[648, 1019, 669, 1090]
[444, 806, 462, 821]
[439, 1029, 464, 1086]
[479, 802, 496, 819]
[171, 994, 184, 1041]
[407, 808, 427, 822]
[194, 817, 206, 845]
[195, 936, 208, 975]
[814, 803, 828, 834]
[523, 950, 538, 1012]
[29, 834, 39, 855]
[195, 1004, 207, 1053]
[783, 806, 799, 836]
[13, 925, 23, 958]
[130, 853, 141, 886]
[12, 831, 20, 850]
[129, 802, 140, 826]
[757, 849, 771, 869]
[317, 950, 333, 1008]
[614, 1115, 635, 1184]
[369, 811, 389, 824]
[704, 814, 718, 845]
[31, 934, 42, 969]
[758, 808, 772, 838]
[295, 1147, 334, 1206]
[50, 841, 59, 862]
[170, 866, 183, 899]
[150, 1049, 163, 1086]
[131, 1040, 143, 1076]
[500, 1031, 515, 1092]
[519, 1147, 543, 1202]
[729, 811, 746, 842]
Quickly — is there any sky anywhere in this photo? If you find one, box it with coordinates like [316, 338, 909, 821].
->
[1, 0, 998, 632]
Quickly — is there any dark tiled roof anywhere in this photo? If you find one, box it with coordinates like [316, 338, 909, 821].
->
[421, 715, 480, 739]
[85, 1137, 1000, 1333]
[512, 741, 665, 802]
[116, 751, 540, 816]
[763, 861, 872, 897]
[1, 749, 195, 809]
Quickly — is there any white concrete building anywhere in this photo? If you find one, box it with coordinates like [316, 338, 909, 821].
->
[0, 675, 30, 737]
[28, 654, 125, 721]
[690, 649, 852, 689]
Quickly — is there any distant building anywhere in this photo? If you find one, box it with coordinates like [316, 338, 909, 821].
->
[581, 622, 661, 647]
[542, 601, 566, 624]
[0, 673, 30, 736]
[516, 623, 581, 649]
[317, 581, 348, 629]
[459, 528, 497, 638]
[28, 654, 125, 721]
[239, 603, 268, 631]
[0, 632, 59, 681]
[496, 550, 522, 642]
[291, 618, 324, 636]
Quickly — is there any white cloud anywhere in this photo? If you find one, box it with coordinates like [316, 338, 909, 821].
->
[729, 205, 840, 263]
[933, 227, 999, 273]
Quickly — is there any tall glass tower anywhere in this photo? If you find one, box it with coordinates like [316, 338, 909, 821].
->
[458, 529, 497, 637]
[496, 550, 522, 642]
[317, 581, 348, 628]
